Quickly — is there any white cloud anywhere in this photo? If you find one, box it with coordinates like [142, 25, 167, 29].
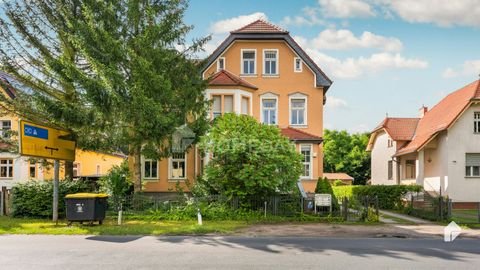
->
[442, 59, 480, 78]
[319, 0, 375, 18]
[201, 12, 268, 56]
[384, 0, 480, 27]
[349, 123, 371, 133]
[311, 29, 403, 52]
[208, 12, 267, 34]
[305, 48, 428, 79]
[326, 96, 348, 109]
[281, 6, 326, 27]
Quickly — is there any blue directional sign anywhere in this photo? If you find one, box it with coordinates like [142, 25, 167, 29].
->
[24, 124, 49, 140]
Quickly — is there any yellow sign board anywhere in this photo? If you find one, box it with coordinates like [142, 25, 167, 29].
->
[19, 120, 76, 161]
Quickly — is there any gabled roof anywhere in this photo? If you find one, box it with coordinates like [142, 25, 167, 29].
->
[231, 20, 288, 34]
[396, 79, 480, 156]
[281, 127, 323, 143]
[208, 69, 258, 90]
[323, 173, 354, 181]
[372, 117, 420, 141]
[202, 20, 332, 91]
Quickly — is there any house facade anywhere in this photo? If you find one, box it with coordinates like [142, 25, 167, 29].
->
[0, 73, 125, 189]
[140, 20, 332, 194]
[368, 79, 480, 205]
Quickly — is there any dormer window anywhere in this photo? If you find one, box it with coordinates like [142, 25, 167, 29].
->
[263, 50, 278, 75]
[294, 57, 302, 72]
[241, 50, 256, 75]
[217, 57, 225, 71]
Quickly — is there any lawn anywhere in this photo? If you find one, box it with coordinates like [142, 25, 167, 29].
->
[451, 209, 480, 224]
[0, 216, 248, 235]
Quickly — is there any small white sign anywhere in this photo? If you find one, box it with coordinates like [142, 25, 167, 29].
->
[315, 194, 332, 207]
[444, 221, 461, 242]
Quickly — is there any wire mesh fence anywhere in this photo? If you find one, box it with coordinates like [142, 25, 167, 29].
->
[107, 193, 379, 221]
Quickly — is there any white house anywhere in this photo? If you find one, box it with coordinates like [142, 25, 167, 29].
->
[368, 79, 480, 206]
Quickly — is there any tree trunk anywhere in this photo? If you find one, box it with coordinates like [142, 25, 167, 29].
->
[64, 160, 74, 179]
[132, 145, 142, 193]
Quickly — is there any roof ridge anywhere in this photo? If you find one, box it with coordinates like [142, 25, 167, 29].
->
[231, 19, 288, 34]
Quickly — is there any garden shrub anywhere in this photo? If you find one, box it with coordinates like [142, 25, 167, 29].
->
[315, 178, 339, 210]
[332, 184, 422, 210]
[11, 179, 92, 218]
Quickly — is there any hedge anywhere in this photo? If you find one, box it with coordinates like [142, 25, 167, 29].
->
[332, 185, 422, 210]
[11, 179, 92, 218]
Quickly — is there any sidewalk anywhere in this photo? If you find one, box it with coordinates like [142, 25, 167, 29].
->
[379, 210, 431, 224]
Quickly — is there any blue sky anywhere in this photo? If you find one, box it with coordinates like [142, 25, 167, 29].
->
[184, 0, 480, 133]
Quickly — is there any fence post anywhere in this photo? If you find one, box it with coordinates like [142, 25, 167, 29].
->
[375, 196, 379, 216]
[0, 187, 4, 216]
[439, 197, 443, 221]
[478, 202, 480, 223]
[343, 197, 348, 221]
[447, 199, 452, 219]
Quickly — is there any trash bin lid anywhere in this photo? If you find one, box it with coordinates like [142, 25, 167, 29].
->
[65, 193, 109, 199]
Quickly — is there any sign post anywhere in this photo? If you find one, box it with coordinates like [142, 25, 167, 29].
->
[19, 121, 76, 223]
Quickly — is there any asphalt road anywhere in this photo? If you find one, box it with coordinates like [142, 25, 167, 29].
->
[1, 235, 480, 269]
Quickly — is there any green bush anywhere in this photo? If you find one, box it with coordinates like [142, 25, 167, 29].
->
[315, 178, 339, 211]
[11, 179, 92, 218]
[145, 200, 262, 221]
[98, 161, 133, 210]
[332, 185, 422, 210]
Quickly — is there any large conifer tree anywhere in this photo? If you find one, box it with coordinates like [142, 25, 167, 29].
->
[0, 0, 209, 191]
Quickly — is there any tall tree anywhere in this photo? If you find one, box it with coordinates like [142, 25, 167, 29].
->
[323, 129, 371, 185]
[0, 0, 209, 191]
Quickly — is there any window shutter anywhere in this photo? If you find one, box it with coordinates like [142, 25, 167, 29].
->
[466, 153, 480, 166]
[212, 96, 221, 112]
[224, 96, 233, 113]
[241, 97, 248, 114]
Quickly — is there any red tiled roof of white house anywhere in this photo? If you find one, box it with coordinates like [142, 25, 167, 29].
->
[396, 79, 480, 156]
[207, 69, 258, 90]
[372, 117, 420, 141]
[230, 19, 288, 34]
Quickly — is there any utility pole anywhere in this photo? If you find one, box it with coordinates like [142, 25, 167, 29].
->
[53, 160, 60, 224]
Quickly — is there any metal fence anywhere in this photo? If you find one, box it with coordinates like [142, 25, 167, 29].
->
[110, 193, 379, 221]
[406, 192, 449, 221]
[449, 202, 480, 224]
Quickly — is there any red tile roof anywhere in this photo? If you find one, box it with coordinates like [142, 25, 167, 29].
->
[208, 70, 258, 90]
[281, 127, 322, 142]
[231, 19, 288, 34]
[396, 79, 480, 156]
[323, 173, 354, 181]
[372, 117, 420, 141]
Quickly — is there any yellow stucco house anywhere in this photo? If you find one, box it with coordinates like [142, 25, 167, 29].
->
[0, 71, 125, 189]
[137, 20, 333, 194]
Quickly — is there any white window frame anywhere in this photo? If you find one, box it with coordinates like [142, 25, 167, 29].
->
[260, 94, 278, 125]
[289, 95, 307, 126]
[300, 144, 313, 179]
[466, 153, 480, 177]
[0, 158, 13, 179]
[29, 161, 36, 178]
[474, 112, 480, 134]
[0, 120, 11, 138]
[73, 162, 80, 177]
[212, 95, 222, 119]
[169, 152, 187, 180]
[143, 159, 159, 180]
[294, 57, 302, 72]
[263, 49, 279, 76]
[217, 57, 225, 72]
[241, 95, 251, 115]
[241, 49, 256, 76]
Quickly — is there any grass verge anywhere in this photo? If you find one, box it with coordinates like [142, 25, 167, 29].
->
[0, 216, 248, 235]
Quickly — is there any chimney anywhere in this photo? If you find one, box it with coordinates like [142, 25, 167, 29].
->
[419, 105, 428, 118]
